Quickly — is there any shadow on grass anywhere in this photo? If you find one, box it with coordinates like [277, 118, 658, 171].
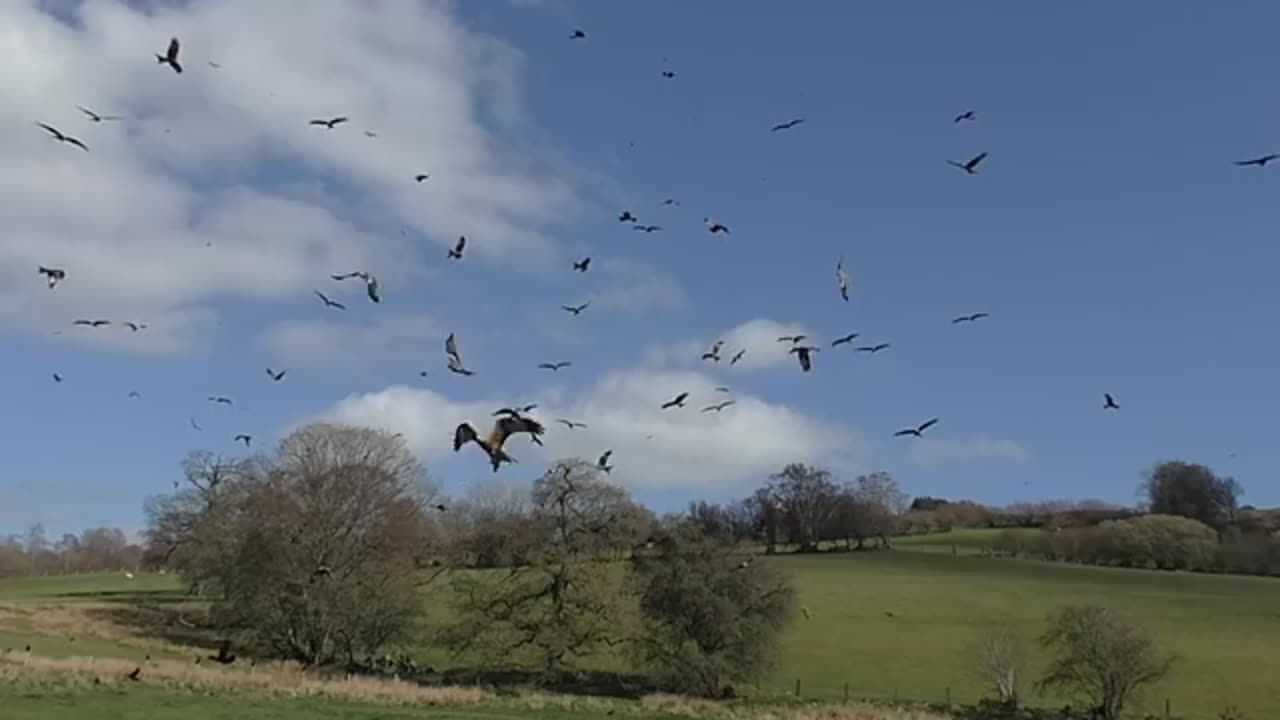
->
[76, 593, 225, 655]
[424, 667, 663, 700]
[54, 589, 191, 605]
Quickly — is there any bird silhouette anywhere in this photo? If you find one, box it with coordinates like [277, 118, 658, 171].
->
[234, 434, 251, 447]
[156, 37, 182, 73]
[189, 417, 202, 431]
[618, 211, 637, 223]
[36, 123, 89, 151]
[73, 319, 111, 328]
[661, 70, 676, 78]
[1234, 154, 1280, 167]
[128, 391, 141, 399]
[661, 392, 689, 409]
[570, 29, 586, 39]
[597, 450, 614, 473]
[947, 152, 988, 175]
[562, 302, 590, 316]
[777, 335, 807, 344]
[714, 386, 731, 393]
[309, 116, 349, 129]
[493, 404, 538, 418]
[790, 345, 819, 372]
[704, 217, 730, 234]
[954, 110, 976, 123]
[207, 396, 233, 406]
[454, 415, 545, 471]
[952, 312, 990, 324]
[77, 105, 121, 123]
[701, 341, 724, 362]
[364, 274, 381, 303]
[702, 400, 736, 413]
[538, 361, 572, 371]
[556, 418, 588, 429]
[37, 266, 66, 289]
[52, 373, 63, 383]
[314, 290, 346, 310]
[894, 418, 940, 438]
[831, 333, 860, 347]
[123, 322, 147, 332]
[1104, 393, 1120, 410]
[856, 343, 891, 353]
[572, 257, 591, 272]
[836, 256, 850, 301]
[445, 333, 475, 376]
[448, 236, 466, 259]
[730, 349, 746, 365]
[633, 224, 662, 232]
[771, 118, 806, 132]
[266, 368, 287, 381]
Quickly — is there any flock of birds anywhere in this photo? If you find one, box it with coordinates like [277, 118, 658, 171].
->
[29, 31, 1150, 483]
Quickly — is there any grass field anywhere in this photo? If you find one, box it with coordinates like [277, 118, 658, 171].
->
[1, 537, 1277, 719]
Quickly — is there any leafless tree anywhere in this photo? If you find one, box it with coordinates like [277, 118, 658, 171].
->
[769, 464, 838, 552]
[971, 625, 1029, 706]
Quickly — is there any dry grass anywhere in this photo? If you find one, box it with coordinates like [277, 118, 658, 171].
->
[0, 601, 190, 655]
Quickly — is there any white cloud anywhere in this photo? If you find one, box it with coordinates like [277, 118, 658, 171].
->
[906, 436, 1032, 467]
[589, 262, 687, 315]
[314, 366, 866, 492]
[262, 311, 442, 368]
[644, 317, 814, 373]
[1, 0, 582, 351]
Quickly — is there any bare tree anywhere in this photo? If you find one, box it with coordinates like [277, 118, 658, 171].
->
[1038, 603, 1175, 720]
[971, 625, 1029, 706]
[24, 523, 47, 576]
[769, 464, 838, 552]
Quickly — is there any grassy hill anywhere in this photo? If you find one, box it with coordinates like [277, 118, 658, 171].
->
[2, 540, 1277, 718]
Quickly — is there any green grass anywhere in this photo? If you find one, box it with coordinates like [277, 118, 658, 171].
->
[3, 550, 1278, 719]
[894, 528, 1020, 555]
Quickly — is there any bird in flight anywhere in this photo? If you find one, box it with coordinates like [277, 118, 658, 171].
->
[894, 418, 940, 438]
[954, 110, 976, 123]
[790, 345, 819, 372]
[207, 61, 222, 69]
[704, 217, 730, 235]
[661, 70, 676, 79]
[414, 173, 430, 183]
[52, 373, 64, 383]
[777, 334, 807, 344]
[36, 123, 89, 151]
[947, 151, 988, 175]
[331, 271, 368, 282]
[37, 266, 65, 289]
[446, 333, 475, 376]
[557, 418, 588, 429]
[572, 257, 591, 272]
[76, 105, 121, 123]
[661, 392, 690, 409]
[836, 256, 850, 302]
[714, 386, 731, 393]
[156, 37, 183, 73]
[123, 322, 147, 332]
[570, 29, 586, 39]
[448, 236, 466, 260]
[702, 400, 736, 413]
[538, 361, 572, 371]
[234, 434, 252, 448]
[309, 116, 349, 129]
[73, 319, 111, 328]
[702, 341, 724, 362]
[207, 396, 233, 406]
[729, 348, 746, 365]
[364, 274, 381, 303]
[128, 391, 141, 399]
[493, 404, 538, 418]
[662, 198, 680, 207]
[314, 290, 345, 310]
[856, 343, 891, 353]
[618, 211, 637, 223]
[189, 417, 202, 431]
[771, 118, 806, 132]
[1233, 154, 1280, 167]
[454, 415, 546, 472]
[562, 302, 590, 316]
[952, 312, 990, 324]
[633, 224, 662, 233]
[831, 333, 860, 347]
[1104, 393, 1120, 410]
[597, 450, 614, 473]
[266, 368, 287, 382]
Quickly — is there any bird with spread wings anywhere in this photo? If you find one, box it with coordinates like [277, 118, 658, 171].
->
[454, 414, 546, 471]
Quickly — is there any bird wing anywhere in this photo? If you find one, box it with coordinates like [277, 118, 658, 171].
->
[453, 423, 479, 451]
[893, 429, 916, 437]
[76, 106, 98, 120]
[918, 418, 940, 433]
[599, 450, 613, 465]
[676, 392, 689, 403]
[490, 416, 545, 449]
[66, 136, 89, 151]
[36, 122, 62, 139]
[969, 152, 988, 168]
[797, 351, 811, 372]
[166, 37, 180, 61]
[445, 333, 459, 360]
[331, 117, 349, 125]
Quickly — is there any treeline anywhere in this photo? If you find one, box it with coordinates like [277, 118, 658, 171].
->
[142, 424, 796, 697]
[0, 525, 143, 578]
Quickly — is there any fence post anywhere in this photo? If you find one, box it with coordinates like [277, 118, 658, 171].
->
[843, 681, 849, 702]
[1165, 698, 1171, 719]
[794, 677, 801, 697]
[945, 686, 951, 707]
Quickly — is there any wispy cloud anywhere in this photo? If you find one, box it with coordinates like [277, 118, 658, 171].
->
[262, 312, 442, 368]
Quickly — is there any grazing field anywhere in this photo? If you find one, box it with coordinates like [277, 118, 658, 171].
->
[2, 545, 1277, 719]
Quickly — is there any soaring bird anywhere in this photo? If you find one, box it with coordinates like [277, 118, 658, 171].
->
[952, 312, 990, 324]
[76, 105, 121, 123]
[314, 290, 346, 310]
[633, 224, 662, 232]
[856, 343, 891, 353]
[208, 61, 222, 69]
[729, 348, 746, 365]
[364, 274, 381, 303]
[894, 418, 940, 438]
[701, 341, 724, 362]
[597, 450, 614, 473]
[1104, 393, 1120, 410]
[331, 270, 368, 282]
[954, 110, 976, 123]
[454, 415, 546, 471]
[704, 217, 730, 235]
[618, 210, 637, 223]
[1234, 154, 1280, 167]
[662, 198, 680, 206]
[538, 361, 572, 371]
[128, 391, 141, 399]
[562, 302, 590, 316]
[836, 256, 850, 302]
[156, 37, 182, 73]
[661, 392, 689, 409]
[790, 345, 819, 372]
[414, 173, 430, 182]
[570, 29, 586, 39]
[52, 373, 63, 383]
[445, 333, 475, 376]
[702, 400, 736, 413]
[771, 118, 806, 132]
[947, 151, 988, 175]
[714, 386, 731, 393]
[493, 404, 539, 418]
[36, 123, 89, 151]
[831, 332, 860, 347]
[448, 236, 466, 259]
[37, 266, 66, 289]
[661, 70, 676, 78]
[207, 396, 233, 406]
[777, 335, 807, 344]
[234, 434, 252, 448]
[572, 257, 591, 272]
[309, 116, 349, 129]
[556, 418, 588, 429]
[189, 417, 202, 431]
[123, 322, 147, 332]
[73, 319, 111, 328]
[266, 368, 287, 382]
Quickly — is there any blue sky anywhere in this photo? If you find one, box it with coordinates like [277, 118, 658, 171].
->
[3, 0, 1278, 536]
